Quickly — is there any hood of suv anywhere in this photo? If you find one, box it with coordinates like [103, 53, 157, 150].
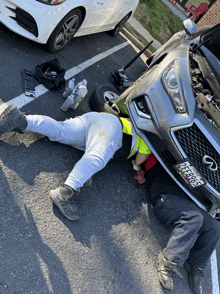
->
[199, 23, 220, 60]
[190, 24, 220, 133]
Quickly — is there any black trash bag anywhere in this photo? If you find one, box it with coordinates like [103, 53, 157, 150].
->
[34, 59, 66, 90]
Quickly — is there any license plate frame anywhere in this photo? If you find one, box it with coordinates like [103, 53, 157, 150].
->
[174, 160, 206, 188]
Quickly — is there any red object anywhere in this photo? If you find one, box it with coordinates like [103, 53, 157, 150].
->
[171, 0, 177, 4]
[184, 3, 208, 21]
[145, 153, 157, 171]
[134, 170, 146, 184]
[134, 153, 157, 184]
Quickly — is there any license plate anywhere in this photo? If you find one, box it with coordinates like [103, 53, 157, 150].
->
[174, 160, 205, 188]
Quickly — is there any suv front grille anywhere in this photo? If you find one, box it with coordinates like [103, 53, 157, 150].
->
[175, 124, 220, 191]
[7, 7, 38, 37]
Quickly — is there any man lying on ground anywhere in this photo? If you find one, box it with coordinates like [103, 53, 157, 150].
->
[149, 166, 220, 294]
[0, 104, 151, 221]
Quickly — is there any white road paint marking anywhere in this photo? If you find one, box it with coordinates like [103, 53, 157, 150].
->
[0, 85, 48, 112]
[211, 250, 220, 294]
[64, 41, 129, 80]
[0, 39, 219, 293]
[0, 41, 129, 112]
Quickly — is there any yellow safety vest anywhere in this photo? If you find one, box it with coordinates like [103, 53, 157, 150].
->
[120, 117, 151, 158]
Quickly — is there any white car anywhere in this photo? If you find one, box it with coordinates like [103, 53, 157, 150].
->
[0, 0, 139, 52]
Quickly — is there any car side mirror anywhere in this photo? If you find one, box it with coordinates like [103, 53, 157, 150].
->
[183, 19, 197, 39]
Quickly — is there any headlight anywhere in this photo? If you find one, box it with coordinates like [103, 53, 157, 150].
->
[36, 0, 66, 5]
[162, 60, 187, 113]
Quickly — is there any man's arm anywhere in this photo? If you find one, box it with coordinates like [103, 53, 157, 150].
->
[133, 152, 150, 170]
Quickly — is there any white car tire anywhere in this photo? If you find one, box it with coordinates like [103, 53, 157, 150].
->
[46, 8, 83, 53]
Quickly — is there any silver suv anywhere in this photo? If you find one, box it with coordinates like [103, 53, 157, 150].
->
[116, 20, 220, 214]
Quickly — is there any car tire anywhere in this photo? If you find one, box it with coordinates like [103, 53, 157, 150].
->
[110, 13, 130, 37]
[46, 9, 83, 53]
[89, 85, 121, 116]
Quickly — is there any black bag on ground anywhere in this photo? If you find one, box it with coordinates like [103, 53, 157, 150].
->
[34, 59, 66, 90]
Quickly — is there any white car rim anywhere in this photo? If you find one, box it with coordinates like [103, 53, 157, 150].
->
[54, 15, 80, 50]
[103, 91, 119, 107]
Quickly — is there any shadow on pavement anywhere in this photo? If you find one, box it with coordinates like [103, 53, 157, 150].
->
[0, 167, 72, 294]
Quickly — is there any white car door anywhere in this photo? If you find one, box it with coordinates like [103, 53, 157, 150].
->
[96, 0, 137, 31]
[105, 0, 129, 23]
[75, 0, 135, 36]
[76, 0, 113, 35]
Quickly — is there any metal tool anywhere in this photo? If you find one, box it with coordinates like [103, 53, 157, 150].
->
[21, 69, 36, 98]
[110, 41, 153, 92]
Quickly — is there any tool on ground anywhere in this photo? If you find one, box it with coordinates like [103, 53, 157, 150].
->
[44, 68, 57, 78]
[21, 69, 36, 98]
[110, 41, 153, 92]
[61, 79, 88, 112]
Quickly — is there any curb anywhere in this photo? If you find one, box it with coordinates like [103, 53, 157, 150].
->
[121, 28, 153, 58]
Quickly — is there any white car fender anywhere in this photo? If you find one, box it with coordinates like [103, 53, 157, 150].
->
[0, 0, 139, 47]
[0, 0, 72, 43]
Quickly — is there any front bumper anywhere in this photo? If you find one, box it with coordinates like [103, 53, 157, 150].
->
[0, 0, 71, 43]
[127, 58, 220, 213]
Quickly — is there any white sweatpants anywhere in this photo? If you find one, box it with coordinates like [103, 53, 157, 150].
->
[25, 112, 123, 191]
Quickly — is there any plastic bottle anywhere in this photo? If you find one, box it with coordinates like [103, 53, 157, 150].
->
[61, 79, 87, 112]
[70, 79, 88, 110]
[63, 78, 75, 99]
[61, 94, 75, 112]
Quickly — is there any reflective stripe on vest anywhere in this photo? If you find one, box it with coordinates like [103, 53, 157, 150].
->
[120, 117, 151, 157]
[120, 117, 139, 158]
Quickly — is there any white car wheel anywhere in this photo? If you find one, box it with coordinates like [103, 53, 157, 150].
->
[46, 9, 83, 53]
[89, 85, 121, 116]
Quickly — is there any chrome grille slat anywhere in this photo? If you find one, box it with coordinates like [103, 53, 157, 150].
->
[175, 124, 220, 191]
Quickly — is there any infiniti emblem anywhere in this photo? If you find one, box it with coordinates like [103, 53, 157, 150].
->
[202, 155, 218, 171]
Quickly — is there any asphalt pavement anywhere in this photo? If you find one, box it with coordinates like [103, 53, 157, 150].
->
[0, 17, 219, 294]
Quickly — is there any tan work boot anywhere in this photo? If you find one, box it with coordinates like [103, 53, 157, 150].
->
[157, 252, 178, 291]
[49, 185, 80, 221]
[0, 104, 27, 136]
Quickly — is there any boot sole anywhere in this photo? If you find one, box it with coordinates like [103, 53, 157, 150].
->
[157, 253, 173, 291]
[50, 191, 80, 221]
[0, 104, 20, 134]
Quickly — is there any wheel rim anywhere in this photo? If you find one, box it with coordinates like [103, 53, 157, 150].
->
[103, 91, 119, 107]
[54, 15, 80, 50]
